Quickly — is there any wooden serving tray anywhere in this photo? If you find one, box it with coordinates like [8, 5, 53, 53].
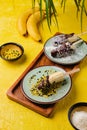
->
[6, 33, 80, 117]
[6, 49, 79, 117]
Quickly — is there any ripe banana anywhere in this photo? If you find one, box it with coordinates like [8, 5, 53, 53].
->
[27, 11, 45, 42]
[17, 7, 39, 36]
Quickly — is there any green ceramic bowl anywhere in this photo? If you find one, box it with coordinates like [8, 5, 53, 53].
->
[68, 102, 87, 130]
[0, 42, 24, 61]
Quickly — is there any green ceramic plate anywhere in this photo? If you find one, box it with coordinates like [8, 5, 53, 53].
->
[21, 66, 72, 104]
[44, 35, 87, 65]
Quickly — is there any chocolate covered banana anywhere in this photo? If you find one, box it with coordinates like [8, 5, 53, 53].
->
[38, 68, 80, 90]
[49, 68, 80, 84]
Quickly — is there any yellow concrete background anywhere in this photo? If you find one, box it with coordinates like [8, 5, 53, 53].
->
[0, 0, 87, 130]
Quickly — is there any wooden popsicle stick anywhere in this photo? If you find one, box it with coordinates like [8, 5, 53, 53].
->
[71, 39, 83, 49]
[66, 68, 80, 75]
[49, 68, 80, 84]
[50, 68, 80, 77]
[62, 31, 87, 44]
[76, 31, 87, 37]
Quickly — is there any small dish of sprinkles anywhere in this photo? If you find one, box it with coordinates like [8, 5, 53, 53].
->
[0, 42, 24, 61]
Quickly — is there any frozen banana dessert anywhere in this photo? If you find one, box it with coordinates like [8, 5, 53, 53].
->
[30, 72, 65, 97]
[30, 68, 80, 97]
[51, 33, 83, 58]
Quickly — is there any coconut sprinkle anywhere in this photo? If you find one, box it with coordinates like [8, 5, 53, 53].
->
[71, 111, 87, 130]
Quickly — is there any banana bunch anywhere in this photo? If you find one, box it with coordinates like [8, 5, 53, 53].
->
[17, 7, 45, 42]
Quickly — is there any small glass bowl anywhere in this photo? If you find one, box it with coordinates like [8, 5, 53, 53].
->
[0, 42, 24, 61]
[68, 102, 87, 130]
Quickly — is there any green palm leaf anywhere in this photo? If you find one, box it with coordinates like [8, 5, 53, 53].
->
[32, 0, 87, 30]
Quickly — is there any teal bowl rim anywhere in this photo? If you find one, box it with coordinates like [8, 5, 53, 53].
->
[68, 102, 87, 130]
[0, 42, 24, 61]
